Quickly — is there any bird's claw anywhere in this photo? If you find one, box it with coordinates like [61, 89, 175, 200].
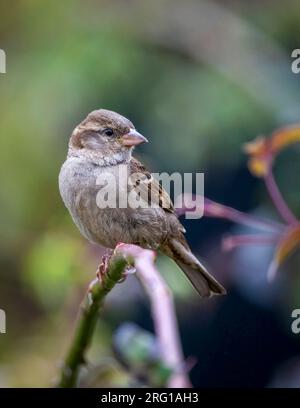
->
[117, 265, 136, 283]
[96, 251, 113, 283]
[96, 249, 135, 284]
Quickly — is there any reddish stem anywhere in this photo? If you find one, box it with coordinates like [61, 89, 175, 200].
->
[204, 198, 283, 233]
[116, 244, 191, 388]
[222, 234, 279, 252]
[264, 170, 299, 226]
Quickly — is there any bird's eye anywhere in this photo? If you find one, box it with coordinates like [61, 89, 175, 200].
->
[104, 128, 114, 136]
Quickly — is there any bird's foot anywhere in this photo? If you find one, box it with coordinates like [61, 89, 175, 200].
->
[96, 251, 113, 283]
[117, 265, 136, 283]
[96, 248, 136, 284]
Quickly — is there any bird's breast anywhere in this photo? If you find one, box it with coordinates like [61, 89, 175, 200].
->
[59, 157, 168, 249]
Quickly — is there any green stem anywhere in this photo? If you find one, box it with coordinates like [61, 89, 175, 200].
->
[58, 255, 127, 388]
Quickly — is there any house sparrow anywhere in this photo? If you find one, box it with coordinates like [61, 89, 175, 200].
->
[59, 109, 226, 297]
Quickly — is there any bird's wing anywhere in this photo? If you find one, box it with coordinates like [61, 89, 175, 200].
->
[129, 157, 174, 213]
[129, 159, 226, 296]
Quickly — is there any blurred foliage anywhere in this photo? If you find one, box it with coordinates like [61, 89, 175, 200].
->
[23, 232, 84, 309]
[1, 0, 300, 387]
[113, 323, 173, 387]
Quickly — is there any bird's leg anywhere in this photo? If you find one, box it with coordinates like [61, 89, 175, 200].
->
[116, 242, 138, 282]
[96, 250, 113, 283]
[87, 249, 117, 297]
[116, 265, 136, 283]
[96, 245, 137, 285]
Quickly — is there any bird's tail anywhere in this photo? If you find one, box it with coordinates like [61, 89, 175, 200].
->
[163, 238, 226, 297]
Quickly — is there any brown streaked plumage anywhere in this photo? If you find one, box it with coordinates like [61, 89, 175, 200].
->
[59, 109, 226, 297]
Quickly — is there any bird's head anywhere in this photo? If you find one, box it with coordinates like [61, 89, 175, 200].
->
[69, 109, 148, 164]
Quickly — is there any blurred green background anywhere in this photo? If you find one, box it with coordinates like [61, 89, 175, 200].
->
[1, 0, 300, 387]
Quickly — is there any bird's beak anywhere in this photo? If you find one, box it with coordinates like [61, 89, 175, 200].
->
[121, 129, 148, 147]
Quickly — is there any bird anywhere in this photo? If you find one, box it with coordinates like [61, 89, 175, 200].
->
[59, 109, 226, 297]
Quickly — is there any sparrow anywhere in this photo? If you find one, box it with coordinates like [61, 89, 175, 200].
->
[59, 109, 226, 297]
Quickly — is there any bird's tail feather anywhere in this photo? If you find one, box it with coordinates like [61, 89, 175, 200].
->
[164, 238, 226, 297]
